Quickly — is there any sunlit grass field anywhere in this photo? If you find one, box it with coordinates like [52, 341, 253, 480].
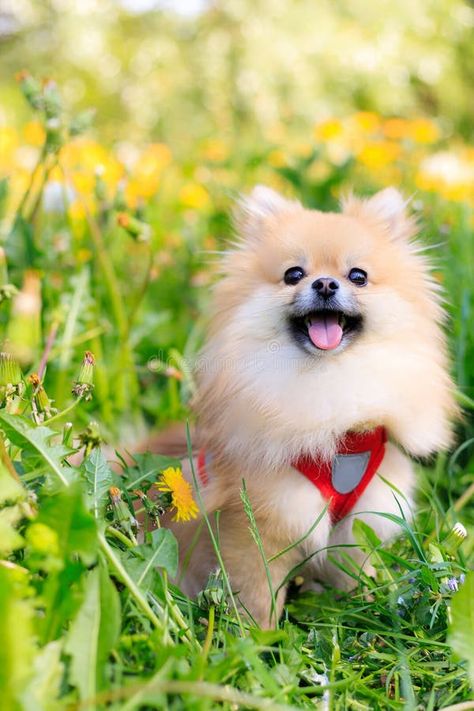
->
[1, 75, 473, 710]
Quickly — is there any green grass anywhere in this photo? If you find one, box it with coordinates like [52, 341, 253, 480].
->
[0, 78, 473, 711]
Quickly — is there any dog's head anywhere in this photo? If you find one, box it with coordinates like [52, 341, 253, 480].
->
[215, 185, 442, 357]
[197, 186, 456, 464]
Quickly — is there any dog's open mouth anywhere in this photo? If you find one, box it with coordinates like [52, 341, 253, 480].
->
[289, 309, 363, 351]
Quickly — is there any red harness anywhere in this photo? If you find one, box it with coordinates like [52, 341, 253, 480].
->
[197, 426, 387, 524]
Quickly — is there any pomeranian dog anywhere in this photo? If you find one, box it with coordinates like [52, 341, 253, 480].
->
[171, 185, 457, 627]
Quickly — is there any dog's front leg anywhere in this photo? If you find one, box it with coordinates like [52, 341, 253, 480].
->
[319, 443, 415, 591]
[173, 507, 297, 627]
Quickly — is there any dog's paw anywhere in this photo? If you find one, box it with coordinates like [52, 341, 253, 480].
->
[296, 577, 325, 594]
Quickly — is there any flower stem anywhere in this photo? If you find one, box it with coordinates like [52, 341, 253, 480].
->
[201, 604, 215, 663]
[106, 525, 136, 549]
[84, 208, 139, 413]
[43, 396, 83, 427]
[15, 146, 46, 218]
[0, 433, 21, 481]
[99, 531, 169, 641]
[161, 569, 200, 649]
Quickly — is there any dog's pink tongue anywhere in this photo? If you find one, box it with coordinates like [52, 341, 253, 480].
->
[308, 313, 343, 350]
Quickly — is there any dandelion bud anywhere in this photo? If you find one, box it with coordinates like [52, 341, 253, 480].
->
[72, 351, 95, 399]
[164, 365, 183, 381]
[133, 489, 165, 521]
[45, 117, 63, 154]
[69, 108, 95, 137]
[116, 212, 152, 242]
[28, 373, 54, 420]
[0, 352, 22, 387]
[113, 183, 127, 212]
[197, 568, 228, 611]
[78, 351, 95, 386]
[42, 79, 62, 119]
[109, 486, 122, 505]
[78, 421, 101, 457]
[15, 71, 43, 110]
[109, 486, 137, 535]
[94, 172, 108, 202]
[443, 522, 467, 555]
[0, 352, 24, 405]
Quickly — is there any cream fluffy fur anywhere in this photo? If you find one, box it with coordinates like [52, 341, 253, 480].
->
[171, 185, 457, 627]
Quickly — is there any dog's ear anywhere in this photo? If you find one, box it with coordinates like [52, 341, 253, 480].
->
[343, 188, 414, 242]
[235, 185, 301, 239]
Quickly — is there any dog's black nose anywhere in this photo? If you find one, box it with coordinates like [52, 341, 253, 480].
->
[312, 277, 339, 298]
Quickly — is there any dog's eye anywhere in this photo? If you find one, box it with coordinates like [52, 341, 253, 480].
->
[348, 268, 368, 287]
[284, 267, 306, 285]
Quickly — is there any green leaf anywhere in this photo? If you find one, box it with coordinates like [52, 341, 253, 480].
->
[125, 528, 178, 591]
[35, 484, 98, 643]
[6, 213, 39, 269]
[83, 448, 113, 519]
[0, 462, 25, 506]
[449, 571, 474, 688]
[0, 506, 24, 556]
[0, 463, 27, 556]
[352, 518, 395, 585]
[0, 564, 36, 710]
[65, 560, 121, 702]
[0, 413, 73, 489]
[352, 518, 382, 550]
[37, 483, 97, 565]
[19, 641, 64, 711]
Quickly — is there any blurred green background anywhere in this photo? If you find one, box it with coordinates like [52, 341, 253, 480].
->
[2, 0, 474, 146]
[0, 0, 473, 445]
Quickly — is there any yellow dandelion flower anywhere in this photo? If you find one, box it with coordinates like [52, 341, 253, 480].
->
[314, 119, 343, 142]
[127, 143, 172, 201]
[48, 165, 63, 183]
[126, 143, 172, 202]
[382, 118, 411, 140]
[179, 183, 210, 211]
[23, 121, 45, 147]
[60, 139, 124, 195]
[67, 200, 87, 221]
[202, 138, 228, 162]
[442, 183, 472, 203]
[0, 127, 19, 173]
[267, 149, 286, 168]
[415, 150, 474, 202]
[156, 467, 199, 522]
[72, 171, 95, 195]
[352, 112, 380, 134]
[409, 118, 439, 144]
[357, 141, 400, 169]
